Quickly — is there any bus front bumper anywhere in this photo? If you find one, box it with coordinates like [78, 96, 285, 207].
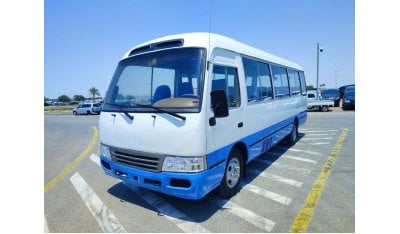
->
[100, 156, 224, 200]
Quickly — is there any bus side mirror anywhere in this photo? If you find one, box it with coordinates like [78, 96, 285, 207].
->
[211, 90, 229, 118]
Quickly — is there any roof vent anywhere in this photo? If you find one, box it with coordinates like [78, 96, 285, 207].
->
[128, 39, 184, 56]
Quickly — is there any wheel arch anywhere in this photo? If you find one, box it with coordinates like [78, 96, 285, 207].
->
[231, 141, 248, 177]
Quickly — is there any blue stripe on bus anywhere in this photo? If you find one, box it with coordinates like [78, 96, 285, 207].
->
[207, 111, 305, 168]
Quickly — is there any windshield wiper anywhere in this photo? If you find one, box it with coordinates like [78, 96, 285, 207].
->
[131, 103, 186, 121]
[105, 103, 134, 120]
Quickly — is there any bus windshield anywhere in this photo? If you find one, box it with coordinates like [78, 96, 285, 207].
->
[103, 48, 206, 113]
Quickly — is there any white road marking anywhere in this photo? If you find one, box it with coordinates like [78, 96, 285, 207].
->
[44, 213, 49, 233]
[209, 197, 276, 232]
[305, 133, 336, 136]
[282, 147, 322, 156]
[253, 158, 311, 174]
[302, 137, 333, 141]
[301, 129, 338, 133]
[128, 186, 210, 233]
[248, 168, 303, 187]
[90, 153, 100, 167]
[70, 172, 126, 233]
[308, 142, 330, 145]
[267, 151, 318, 164]
[282, 156, 317, 164]
[241, 183, 292, 205]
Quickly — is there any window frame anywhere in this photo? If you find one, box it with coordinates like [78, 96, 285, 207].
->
[211, 64, 241, 109]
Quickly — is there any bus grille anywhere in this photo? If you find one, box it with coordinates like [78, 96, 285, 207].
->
[110, 147, 164, 172]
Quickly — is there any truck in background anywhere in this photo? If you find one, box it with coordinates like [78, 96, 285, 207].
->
[307, 90, 334, 112]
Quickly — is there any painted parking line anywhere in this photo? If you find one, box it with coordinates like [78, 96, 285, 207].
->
[267, 152, 317, 164]
[305, 133, 336, 136]
[248, 168, 303, 187]
[282, 156, 317, 164]
[70, 172, 126, 233]
[301, 129, 338, 133]
[301, 137, 334, 141]
[308, 142, 330, 145]
[44, 213, 49, 233]
[90, 153, 100, 168]
[209, 197, 276, 232]
[254, 159, 311, 174]
[128, 186, 210, 233]
[290, 129, 349, 233]
[279, 147, 323, 156]
[241, 182, 292, 205]
[44, 126, 98, 193]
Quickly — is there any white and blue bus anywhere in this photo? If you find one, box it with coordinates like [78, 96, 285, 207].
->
[99, 33, 307, 200]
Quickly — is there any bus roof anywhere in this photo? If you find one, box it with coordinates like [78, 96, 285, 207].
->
[123, 32, 303, 71]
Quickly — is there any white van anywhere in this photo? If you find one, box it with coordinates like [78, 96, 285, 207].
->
[72, 102, 101, 115]
[99, 33, 307, 199]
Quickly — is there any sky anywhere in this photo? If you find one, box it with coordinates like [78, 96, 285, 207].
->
[44, 0, 354, 99]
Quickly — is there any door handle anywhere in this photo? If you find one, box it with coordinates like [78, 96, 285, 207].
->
[238, 122, 243, 128]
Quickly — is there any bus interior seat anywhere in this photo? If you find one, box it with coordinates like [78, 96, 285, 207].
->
[152, 85, 171, 104]
[177, 82, 193, 97]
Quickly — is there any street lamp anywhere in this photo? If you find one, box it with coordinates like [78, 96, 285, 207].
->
[316, 43, 323, 96]
[335, 70, 338, 88]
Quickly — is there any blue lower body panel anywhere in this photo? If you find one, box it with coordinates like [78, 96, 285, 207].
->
[100, 156, 225, 200]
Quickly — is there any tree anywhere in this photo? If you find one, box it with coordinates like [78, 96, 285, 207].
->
[57, 95, 71, 103]
[89, 87, 100, 101]
[73, 95, 86, 102]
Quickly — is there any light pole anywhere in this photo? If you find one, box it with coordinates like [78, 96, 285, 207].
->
[316, 43, 323, 96]
[335, 70, 338, 88]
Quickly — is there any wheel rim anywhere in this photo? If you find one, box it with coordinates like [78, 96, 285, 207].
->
[226, 157, 240, 188]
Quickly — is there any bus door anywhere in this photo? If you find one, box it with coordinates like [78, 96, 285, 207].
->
[208, 64, 244, 158]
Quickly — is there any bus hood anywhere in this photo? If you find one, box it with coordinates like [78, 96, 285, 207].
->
[99, 112, 206, 156]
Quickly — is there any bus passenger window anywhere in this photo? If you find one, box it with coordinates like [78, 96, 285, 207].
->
[299, 71, 307, 95]
[212, 65, 241, 108]
[288, 69, 301, 95]
[271, 65, 290, 98]
[242, 57, 272, 102]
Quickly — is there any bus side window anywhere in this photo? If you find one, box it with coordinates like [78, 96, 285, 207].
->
[299, 71, 307, 95]
[288, 69, 301, 95]
[271, 65, 289, 98]
[212, 65, 241, 108]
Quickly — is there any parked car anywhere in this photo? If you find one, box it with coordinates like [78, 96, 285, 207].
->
[321, 88, 340, 107]
[342, 88, 355, 110]
[72, 102, 102, 115]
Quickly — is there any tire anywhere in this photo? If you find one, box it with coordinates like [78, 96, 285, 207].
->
[216, 148, 243, 198]
[321, 105, 328, 112]
[286, 121, 298, 146]
[87, 111, 91, 115]
[73, 111, 77, 115]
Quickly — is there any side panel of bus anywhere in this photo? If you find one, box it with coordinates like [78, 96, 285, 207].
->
[205, 48, 245, 184]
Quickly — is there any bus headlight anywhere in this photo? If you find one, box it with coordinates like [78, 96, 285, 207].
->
[100, 144, 111, 159]
[162, 156, 207, 172]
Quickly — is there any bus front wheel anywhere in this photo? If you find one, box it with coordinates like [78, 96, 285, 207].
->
[216, 148, 243, 198]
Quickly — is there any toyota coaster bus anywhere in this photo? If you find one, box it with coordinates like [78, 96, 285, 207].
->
[99, 33, 307, 200]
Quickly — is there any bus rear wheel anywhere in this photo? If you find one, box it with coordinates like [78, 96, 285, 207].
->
[286, 121, 298, 146]
[216, 148, 243, 198]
